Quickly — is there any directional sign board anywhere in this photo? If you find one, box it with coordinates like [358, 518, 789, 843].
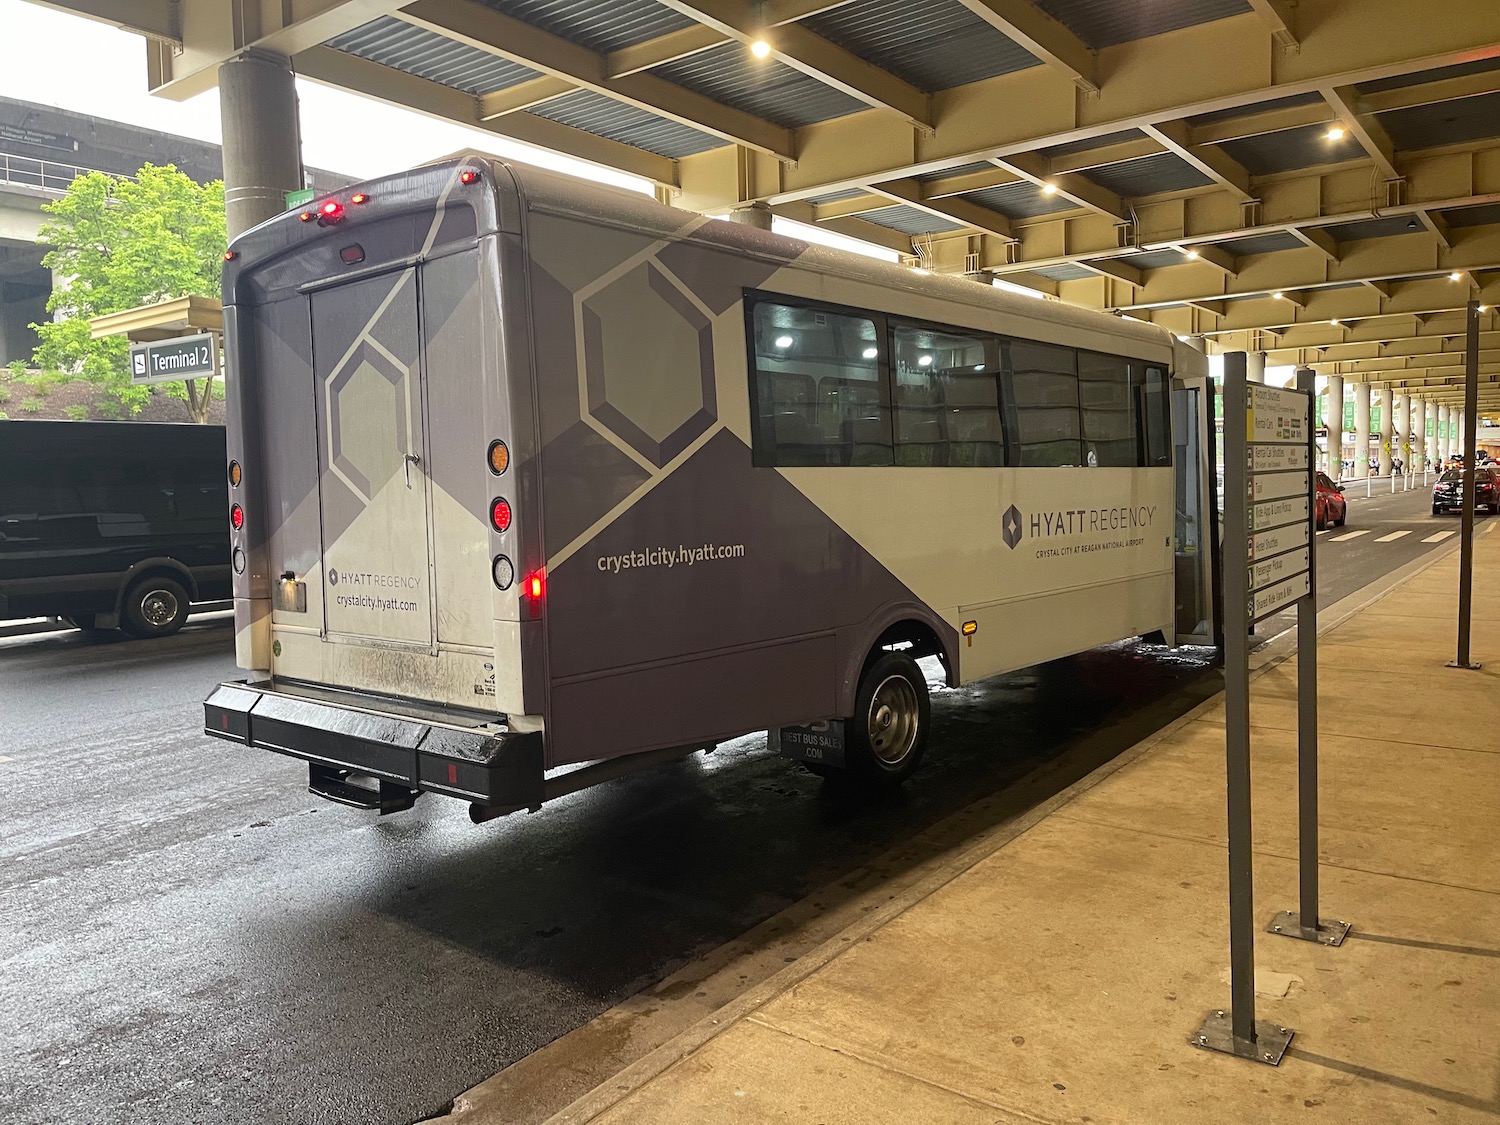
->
[129, 333, 220, 386]
[1248, 385, 1310, 444]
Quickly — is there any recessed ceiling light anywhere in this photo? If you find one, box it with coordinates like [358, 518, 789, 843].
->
[1185, 249, 1200, 260]
[1040, 182, 1059, 195]
[1449, 272, 1464, 282]
[1330, 318, 1341, 326]
[749, 39, 772, 59]
[1272, 291, 1285, 299]
[1326, 126, 1346, 141]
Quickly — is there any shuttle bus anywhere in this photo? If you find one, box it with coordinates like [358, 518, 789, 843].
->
[204, 155, 1214, 820]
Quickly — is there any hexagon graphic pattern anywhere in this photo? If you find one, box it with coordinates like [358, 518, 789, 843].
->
[1002, 505, 1024, 549]
[582, 261, 715, 468]
[327, 340, 411, 500]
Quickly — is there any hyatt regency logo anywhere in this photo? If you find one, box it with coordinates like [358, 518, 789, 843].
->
[328, 569, 340, 585]
[1002, 505, 1023, 549]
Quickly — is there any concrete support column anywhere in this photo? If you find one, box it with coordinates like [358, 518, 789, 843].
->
[1457, 410, 1466, 456]
[1378, 386, 1394, 476]
[1354, 382, 1371, 477]
[1245, 352, 1266, 383]
[1414, 399, 1428, 469]
[1395, 394, 1411, 471]
[1439, 404, 1451, 461]
[1326, 375, 1345, 478]
[730, 202, 774, 229]
[219, 50, 304, 241]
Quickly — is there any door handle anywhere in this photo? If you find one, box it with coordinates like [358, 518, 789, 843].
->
[404, 453, 422, 488]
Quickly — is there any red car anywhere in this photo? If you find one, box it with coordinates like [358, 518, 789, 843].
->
[1315, 471, 1347, 530]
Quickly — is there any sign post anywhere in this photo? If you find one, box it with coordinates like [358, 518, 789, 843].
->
[1267, 368, 1351, 948]
[1449, 300, 1483, 671]
[128, 332, 220, 387]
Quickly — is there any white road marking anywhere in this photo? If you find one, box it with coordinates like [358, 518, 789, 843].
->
[1374, 530, 1411, 542]
[1330, 530, 1370, 541]
[0, 756, 12, 763]
[1422, 531, 1455, 542]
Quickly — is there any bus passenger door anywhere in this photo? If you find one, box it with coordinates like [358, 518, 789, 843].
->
[1172, 375, 1219, 647]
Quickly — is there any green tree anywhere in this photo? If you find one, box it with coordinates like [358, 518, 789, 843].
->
[31, 163, 226, 422]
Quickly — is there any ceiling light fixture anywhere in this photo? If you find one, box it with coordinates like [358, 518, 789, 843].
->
[749, 39, 772, 59]
[1272, 291, 1285, 299]
[1449, 272, 1464, 282]
[1040, 182, 1059, 195]
[1326, 126, 1346, 141]
[1330, 318, 1341, 326]
[1185, 249, 1200, 260]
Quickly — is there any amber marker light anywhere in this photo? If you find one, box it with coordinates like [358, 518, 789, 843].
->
[228, 460, 242, 487]
[350, 193, 369, 204]
[487, 439, 510, 475]
[223, 250, 237, 261]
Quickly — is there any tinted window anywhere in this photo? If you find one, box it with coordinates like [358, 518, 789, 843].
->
[891, 323, 1004, 467]
[751, 301, 889, 467]
[1077, 350, 1135, 467]
[1005, 339, 1080, 466]
[1141, 365, 1171, 467]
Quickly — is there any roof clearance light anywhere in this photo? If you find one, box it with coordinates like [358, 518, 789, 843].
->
[350, 193, 368, 205]
[230, 503, 245, 531]
[299, 211, 315, 223]
[490, 497, 512, 533]
[774, 335, 793, 348]
[750, 39, 772, 59]
[459, 169, 480, 185]
[488, 439, 510, 475]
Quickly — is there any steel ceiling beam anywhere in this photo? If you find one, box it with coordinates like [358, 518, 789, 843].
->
[605, 0, 860, 76]
[1245, 0, 1298, 48]
[27, 0, 178, 41]
[477, 77, 575, 119]
[397, 0, 797, 159]
[866, 180, 1015, 241]
[950, 0, 1098, 92]
[1142, 120, 1254, 202]
[293, 45, 678, 185]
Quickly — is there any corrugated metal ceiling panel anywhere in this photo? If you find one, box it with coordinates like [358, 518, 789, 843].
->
[653, 42, 865, 128]
[1326, 215, 1425, 242]
[807, 187, 871, 203]
[914, 161, 998, 183]
[529, 90, 722, 158]
[1082, 153, 1211, 197]
[965, 181, 1075, 219]
[1377, 91, 1500, 151]
[1187, 91, 1323, 127]
[1029, 262, 1096, 282]
[1358, 56, 1500, 95]
[1218, 123, 1366, 175]
[328, 17, 541, 94]
[1216, 231, 1306, 255]
[1041, 129, 1146, 158]
[1442, 202, 1500, 228]
[1123, 249, 1187, 270]
[860, 203, 966, 234]
[1033, 0, 1251, 50]
[472, 0, 695, 53]
[803, 0, 1041, 92]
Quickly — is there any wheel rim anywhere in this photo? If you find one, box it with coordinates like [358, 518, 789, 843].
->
[140, 589, 180, 628]
[866, 674, 920, 765]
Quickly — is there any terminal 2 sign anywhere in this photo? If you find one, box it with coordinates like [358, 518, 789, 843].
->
[129, 332, 220, 386]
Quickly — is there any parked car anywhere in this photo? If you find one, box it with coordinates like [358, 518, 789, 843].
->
[1432, 466, 1500, 515]
[0, 420, 231, 637]
[1315, 471, 1347, 530]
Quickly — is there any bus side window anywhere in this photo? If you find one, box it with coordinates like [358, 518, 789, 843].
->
[1141, 365, 1172, 466]
[891, 323, 1003, 467]
[1078, 350, 1135, 467]
[1004, 339, 1081, 466]
[750, 300, 889, 467]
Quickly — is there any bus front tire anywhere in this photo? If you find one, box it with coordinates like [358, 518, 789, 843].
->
[121, 576, 190, 639]
[845, 651, 930, 786]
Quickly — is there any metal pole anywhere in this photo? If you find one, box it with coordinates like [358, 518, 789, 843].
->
[1451, 301, 1483, 671]
[1297, 368, 1319, 928]
[1223, 354, 1255, 1042]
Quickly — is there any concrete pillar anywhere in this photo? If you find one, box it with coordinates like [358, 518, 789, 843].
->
[1378, 386, 1394, 476]
[1245, 352, 1266, 383]
[1395, 394, 1410, 471]
[1354, 382, 1371, 477]
[730, 201, 774, 229]
[1414, 399, 1428, 469]
[1326, 374, 1345, 478]
[219, 50, 304, 241]
[1426, 400, 1439, 466]
[1457, 409, 1466, 456]
[1438, 404, 1451, 462]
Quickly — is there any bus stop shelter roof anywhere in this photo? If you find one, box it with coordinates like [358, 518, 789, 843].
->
[33, 0, 1500, 410]
[88, 294, 223, 343]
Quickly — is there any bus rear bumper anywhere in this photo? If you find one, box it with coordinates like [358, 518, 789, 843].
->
[203, 681, 544, 811]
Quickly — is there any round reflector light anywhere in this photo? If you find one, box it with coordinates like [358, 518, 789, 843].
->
[490, 497, 512, 533]
[230, 503, 245, 530]
[487, 440, 509, 475]
[350, 193, 369, 205]
[232, 546, 246, 574]
[492, 555, 514, 590]
[228, 460, 242, 487]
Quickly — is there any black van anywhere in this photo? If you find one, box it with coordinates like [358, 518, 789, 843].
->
[0, 420, 231, 637]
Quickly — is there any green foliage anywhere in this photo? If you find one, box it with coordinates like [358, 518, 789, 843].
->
[65, 404, 91, 421]
[0, 386, 9, 404]
[19, 397, 44, 414]
[30, 164, 226, 421]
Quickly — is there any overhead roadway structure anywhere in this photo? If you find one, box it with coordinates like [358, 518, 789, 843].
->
[33, 0, 1500, 410]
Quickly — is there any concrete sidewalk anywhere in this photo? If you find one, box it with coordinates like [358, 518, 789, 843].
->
[530, 528, 1500, 1125]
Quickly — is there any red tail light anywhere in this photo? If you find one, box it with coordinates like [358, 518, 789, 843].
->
[490, 497, 512, 533]
[459, 169, 480, 185]
[230, 504, 245, 530]
[523, 569, 544, 617]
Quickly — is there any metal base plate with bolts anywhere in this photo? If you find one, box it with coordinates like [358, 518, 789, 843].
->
[1267, 910, 1352, 947]
[1446, 660, 1484, 670]
[1191, 1010, 1294, 1065]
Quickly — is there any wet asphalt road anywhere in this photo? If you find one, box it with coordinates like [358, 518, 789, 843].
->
[0, 616, 1227, 1125]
